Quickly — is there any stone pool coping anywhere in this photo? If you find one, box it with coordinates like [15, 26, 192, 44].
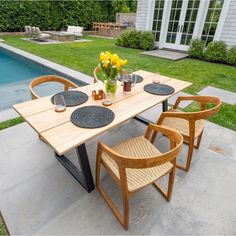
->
[0, 43, 93, 85]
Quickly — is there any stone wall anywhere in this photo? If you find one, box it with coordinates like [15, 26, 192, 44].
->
[116, 13, 136, 27]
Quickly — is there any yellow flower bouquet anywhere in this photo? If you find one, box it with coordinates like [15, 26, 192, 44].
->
[98, 51, 128, 96]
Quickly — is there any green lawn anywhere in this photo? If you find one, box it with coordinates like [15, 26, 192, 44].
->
[0, 117, 24, 131]
[1, 35, 236, 131]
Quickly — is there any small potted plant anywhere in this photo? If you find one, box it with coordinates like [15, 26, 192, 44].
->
[98, 51, 128, 96]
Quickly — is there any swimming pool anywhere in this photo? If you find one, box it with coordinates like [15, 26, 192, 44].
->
[0, 46, 86, 111]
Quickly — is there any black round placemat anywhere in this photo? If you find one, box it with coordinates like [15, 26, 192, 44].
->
[71, 106, 115, 128]
[117, 74, 143, 83]
[51, 91, 88, 107]
[144, 83, 175, 95]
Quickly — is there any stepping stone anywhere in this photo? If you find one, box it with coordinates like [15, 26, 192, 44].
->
[141, 49, 188, 61]
[0, 109, 19, 122]
[138, 104, 163, 123]
[168, 92, 193, 109]
[198, 86, 236, 105]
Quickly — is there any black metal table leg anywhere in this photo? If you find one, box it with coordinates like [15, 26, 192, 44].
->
[133, 116, 152, 125]
[162, 99, 168, 112]
[55, 143, 95, 193]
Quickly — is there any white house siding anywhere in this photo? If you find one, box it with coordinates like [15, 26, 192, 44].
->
[219, 0, 236, 46]
[135, 0, 149, 30]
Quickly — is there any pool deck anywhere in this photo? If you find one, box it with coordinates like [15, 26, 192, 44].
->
[0, 109, 19, 122]
[0, 106, 236, 234]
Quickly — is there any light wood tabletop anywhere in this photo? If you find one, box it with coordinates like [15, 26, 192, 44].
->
[13, 70, 192, 155]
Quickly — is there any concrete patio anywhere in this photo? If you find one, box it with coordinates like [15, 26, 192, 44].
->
[0, 110, 236, 235]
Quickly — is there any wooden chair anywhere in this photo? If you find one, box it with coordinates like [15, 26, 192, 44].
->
[93, 66, 101, 83]
[29, 75, 78, 100]
[155, 96, 222, 172]
[96, 124, 183, 230]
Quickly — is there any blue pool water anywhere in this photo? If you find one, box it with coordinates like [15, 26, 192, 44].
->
[0, 48, 82, 111]
[0, 49, 57, 85]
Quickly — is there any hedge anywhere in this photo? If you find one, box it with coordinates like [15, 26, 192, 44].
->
[0, 0, 136, 32]
[204, 41, 227, 63]
[116, 30, 155, 50]
[188, 39, 236, 66]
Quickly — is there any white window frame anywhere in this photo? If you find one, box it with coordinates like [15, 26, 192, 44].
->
[146, 0, 231, 51]
[214, 0, 231, 41]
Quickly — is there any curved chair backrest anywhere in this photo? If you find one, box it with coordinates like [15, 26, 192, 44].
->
[31, 27, 37, 37]
[24, 26, 30, 35]
[34, 27, 41, 36]
[93, 66, 101, 83]
[170, 96, 222, 121]
[29, 75, 79, 100]
[99, 124, 183, 170]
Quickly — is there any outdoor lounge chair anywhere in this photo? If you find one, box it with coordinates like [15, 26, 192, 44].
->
[24, 26, 31, 36]
[156, 96, 222, 172]
[32, 27, 50, 40]
[61, 26, 84, 37]
[29, 75, 78, 100]
[96, 124, 183, 230]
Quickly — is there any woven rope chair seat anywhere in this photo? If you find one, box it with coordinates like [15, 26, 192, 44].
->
[101, 136, 173, 192]
[161, 109, 204, 138]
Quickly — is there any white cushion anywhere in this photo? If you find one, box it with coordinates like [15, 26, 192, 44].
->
[66, 26, 83, 36]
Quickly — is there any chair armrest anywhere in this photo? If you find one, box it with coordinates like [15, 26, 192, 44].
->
[145, 124, 183, 144]
[97, 142, 124, 164]
[158, 110, 189, 122]
[173, 96, 209, 110]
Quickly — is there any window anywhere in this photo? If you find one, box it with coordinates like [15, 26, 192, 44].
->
[166, 0, 183, 44]
[180, 0, 200, 45]
[201, 0, 224, 46]
[152, 0, 165, 42]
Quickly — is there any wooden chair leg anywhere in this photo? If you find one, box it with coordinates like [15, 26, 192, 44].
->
[153, 167, 175, 202]
[185, 137, 194, 172]
[176, 136, 194, 172]
[121, 188, 129, 230]
[96, 158, 130, 230]
[167, 167, 175, 201]
[195, 131, 203, 150]
[95, 151, 101, 187]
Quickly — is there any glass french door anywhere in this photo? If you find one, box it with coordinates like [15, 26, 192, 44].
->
[164, 0, 201, 50]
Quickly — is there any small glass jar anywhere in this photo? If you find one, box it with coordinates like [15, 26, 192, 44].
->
[54, 95, 66, 112]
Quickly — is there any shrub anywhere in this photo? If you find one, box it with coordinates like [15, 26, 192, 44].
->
[139, 31, 155, 50]
[188, 39, 205, 59]
[227, 46, 236, 66]
[116, 30, 155, 51]
[204, 41, 227, 63]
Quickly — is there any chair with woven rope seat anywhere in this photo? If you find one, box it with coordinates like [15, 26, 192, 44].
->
[29, 75, 78, 100]
[96, 124, 183, 230]
[155, 96, 222, 172]
[29, 75, 78, 142]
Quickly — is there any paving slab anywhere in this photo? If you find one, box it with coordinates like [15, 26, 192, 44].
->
[141, 49, 188, 61]
[198, 86, 236, 105]
[0, 120, 236, 235]
[138, 104, 163, 123]
[0, 109, 19, 122]
[21, 38, 92, 45]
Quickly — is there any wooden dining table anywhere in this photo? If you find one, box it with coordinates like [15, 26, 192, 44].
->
[13, 70, 191, 193]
